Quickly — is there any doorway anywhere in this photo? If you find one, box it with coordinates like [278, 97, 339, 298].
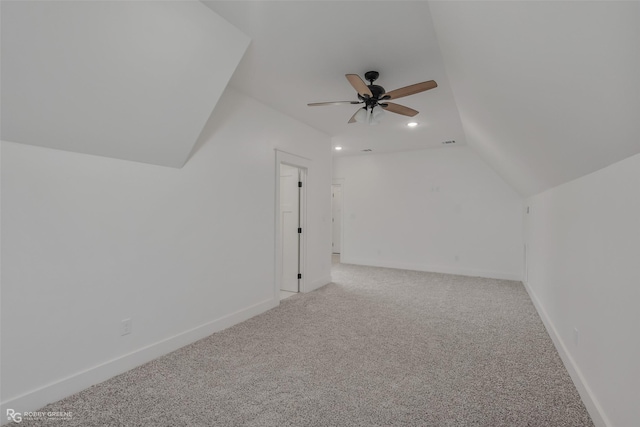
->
[275, 150, 310, 302]
[279, 163, 303, 299]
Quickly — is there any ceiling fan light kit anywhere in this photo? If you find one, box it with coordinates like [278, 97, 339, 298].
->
[354, 105, 385, 125]
[308, 71, 437, 125]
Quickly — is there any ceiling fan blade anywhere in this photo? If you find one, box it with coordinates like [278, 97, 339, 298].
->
[308, 101, 362, 106]
[346, 74, 373, 98]
[381, 102, 419, 117]
[383, 80, 437, 100]
[348, 108, 360, 123]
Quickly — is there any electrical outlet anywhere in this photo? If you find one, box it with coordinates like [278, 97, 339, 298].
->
[121, 318, 132, 336]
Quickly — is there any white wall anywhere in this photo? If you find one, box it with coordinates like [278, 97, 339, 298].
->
[524, 153, 640, 427]
[0, 87, 332, 416]
[333, 146, 523, 280]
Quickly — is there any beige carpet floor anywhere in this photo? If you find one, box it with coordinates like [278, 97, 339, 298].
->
[18, 260, 593, 426]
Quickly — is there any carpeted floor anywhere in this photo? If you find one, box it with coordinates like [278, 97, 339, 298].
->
[18, 259, 593, 426]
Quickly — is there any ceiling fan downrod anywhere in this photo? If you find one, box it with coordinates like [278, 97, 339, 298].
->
[364, 70, 379, 85]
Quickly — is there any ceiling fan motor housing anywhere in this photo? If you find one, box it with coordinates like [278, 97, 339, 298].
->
[357, 70, 386, 108]
[358, 84, 386, 107]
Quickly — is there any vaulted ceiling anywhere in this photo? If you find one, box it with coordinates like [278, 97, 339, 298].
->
[205, 0, 640, 197]
[2, 1, 638, 197]
[203, 1, 467, 156]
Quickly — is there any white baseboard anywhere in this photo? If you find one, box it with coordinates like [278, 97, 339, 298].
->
[341, 257, 522, 281]
[0, 297, 278, 424]
[304, 275, 332, 293]
[522, 281, 610, 427]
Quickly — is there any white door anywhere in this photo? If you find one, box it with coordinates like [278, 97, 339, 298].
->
[280, 164, 300, 292]
[332, 184, 342, 254]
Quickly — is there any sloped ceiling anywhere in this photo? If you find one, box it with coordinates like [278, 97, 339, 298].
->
[1, 1, 249, 167]
[205, 0, 639, 197]
[3, 1, 637, 195]
[203, 1, 467, 156]
[429, 1, 640, 196]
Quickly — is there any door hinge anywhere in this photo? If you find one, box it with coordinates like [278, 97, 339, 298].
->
[297, 273, 302, 279]
[298, 181, 302, 188]
[298, 228, 302, 233]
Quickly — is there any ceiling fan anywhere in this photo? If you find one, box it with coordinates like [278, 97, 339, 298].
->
[308, 71, 437, 124]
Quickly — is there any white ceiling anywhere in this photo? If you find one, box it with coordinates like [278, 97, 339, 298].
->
[3, 1, 638, 196]
[203, 1, 467, 156]
[430, 1, 640, 196]
[205, 1, 640, 197]
[1, 1, 248, 167]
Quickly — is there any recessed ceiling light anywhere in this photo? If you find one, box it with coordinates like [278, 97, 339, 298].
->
[407, 122, 418, 127]
[334, 146, 343, 150]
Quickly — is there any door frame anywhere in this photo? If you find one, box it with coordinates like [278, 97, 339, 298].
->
[331, 183, 343, 254]
[332, 178, 345, 257]
[275, 150, 310, 301]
